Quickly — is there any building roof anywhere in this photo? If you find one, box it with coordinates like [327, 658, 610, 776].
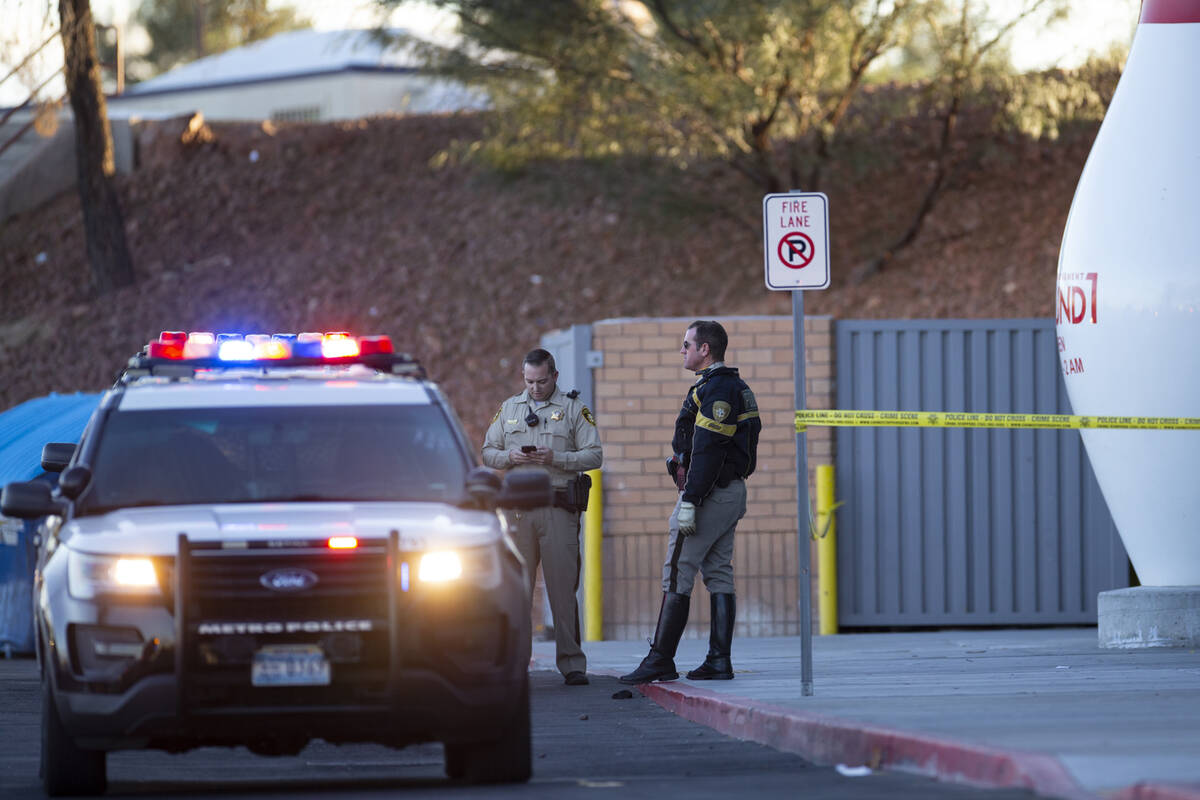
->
[124, 29, 425, 97]
[0, 393, 101, 485]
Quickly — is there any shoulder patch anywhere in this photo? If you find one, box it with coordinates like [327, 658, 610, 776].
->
[566, 389, 580, 399]
[582, 407, 596, 426]
[741, 388, 758, 411]
[491, 405, 503, 424]
[712, 400, 732, 422]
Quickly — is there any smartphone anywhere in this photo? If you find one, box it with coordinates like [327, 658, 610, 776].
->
[521, 445, 537, 453]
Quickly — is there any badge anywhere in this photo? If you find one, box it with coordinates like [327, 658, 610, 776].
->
[582, 407, 596, 426]
[551, 409, 564, 422]
[712, 400, 732, 422]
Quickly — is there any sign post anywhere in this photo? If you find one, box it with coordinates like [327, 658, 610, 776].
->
[762, 191, 830, 697]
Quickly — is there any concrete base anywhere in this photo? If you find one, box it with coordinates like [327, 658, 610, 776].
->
[1098, 586, 1200, 648]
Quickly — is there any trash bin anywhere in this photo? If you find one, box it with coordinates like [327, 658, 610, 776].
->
[0, 392, 102, 657]
[0, 515, 36, 657]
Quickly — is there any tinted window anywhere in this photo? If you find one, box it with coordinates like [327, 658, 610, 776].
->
[79, 405, 469, 513]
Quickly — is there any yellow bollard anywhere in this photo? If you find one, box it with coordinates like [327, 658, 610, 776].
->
[583, 469, 603, 641]
[815, 464, 839, 635]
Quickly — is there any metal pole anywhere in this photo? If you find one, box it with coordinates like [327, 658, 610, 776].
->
[793, 288, 814, 695]
[115, 25, 124, 95]
[816, 464, 838, 635]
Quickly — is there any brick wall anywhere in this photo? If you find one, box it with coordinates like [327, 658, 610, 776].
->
[592, 315, 834, 640]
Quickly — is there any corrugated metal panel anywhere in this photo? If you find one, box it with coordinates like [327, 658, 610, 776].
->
[541, 324, 594, 410]
[0, 393, 102, 484]
[835, 320, 1127, 627]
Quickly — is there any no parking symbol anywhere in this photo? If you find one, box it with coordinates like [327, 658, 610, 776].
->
[778, 231, 815, 269]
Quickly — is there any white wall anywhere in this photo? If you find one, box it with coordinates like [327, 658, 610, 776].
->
[107, 72, 487, 122]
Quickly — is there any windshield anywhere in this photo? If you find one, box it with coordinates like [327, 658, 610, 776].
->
[79, 405, 470, 514]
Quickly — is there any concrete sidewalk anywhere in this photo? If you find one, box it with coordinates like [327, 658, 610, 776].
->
[532, 628, 1200, 800]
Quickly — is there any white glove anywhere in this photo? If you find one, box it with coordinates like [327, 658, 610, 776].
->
[677, 501, 697, 536]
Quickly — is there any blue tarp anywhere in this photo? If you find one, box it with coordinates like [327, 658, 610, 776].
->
[0, 392, 103, 485]
[0, 392, 102, 655]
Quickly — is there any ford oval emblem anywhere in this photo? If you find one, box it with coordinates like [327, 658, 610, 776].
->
[259, 568, 319, 592]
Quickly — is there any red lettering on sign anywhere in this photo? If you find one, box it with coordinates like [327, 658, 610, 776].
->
[1062, 357, 1085, 375]
[1070, 286, 1086, 323]
[1056, 272, 1098, 325]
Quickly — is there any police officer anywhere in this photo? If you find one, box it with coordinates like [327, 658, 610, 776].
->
[620, 320, 760, 684]
[482, 348, 603, 686]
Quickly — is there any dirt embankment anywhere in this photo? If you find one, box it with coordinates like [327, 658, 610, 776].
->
[0, 109, 1096, 443]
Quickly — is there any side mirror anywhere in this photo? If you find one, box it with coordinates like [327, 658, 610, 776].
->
[58, 465, 92, 500]
[465, 467, 502, 507]
[41, 443, 77, 473]
[496, 468, 554, 510]
[1, 481, 60, 520]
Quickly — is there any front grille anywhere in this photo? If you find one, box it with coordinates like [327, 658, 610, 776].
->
[188, 549, 389, 619]
[177, 536, 393, 711]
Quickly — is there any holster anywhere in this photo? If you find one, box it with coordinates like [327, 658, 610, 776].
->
[666, 456, 687, 491]
[554, 473, 592, 513]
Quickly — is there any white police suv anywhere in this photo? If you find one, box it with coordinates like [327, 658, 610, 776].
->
[1, 331, 548, 795]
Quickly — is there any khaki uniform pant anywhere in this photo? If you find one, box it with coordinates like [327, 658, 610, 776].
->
[661, 479, 747, 596]
[513, 505, 586, 676]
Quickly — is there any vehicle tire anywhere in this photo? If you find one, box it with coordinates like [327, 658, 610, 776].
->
[443, 744, 467, 780]
[42, 671, 107, 797]
[443, 674, 531, 784]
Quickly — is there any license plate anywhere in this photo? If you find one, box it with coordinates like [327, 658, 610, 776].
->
[251, 644, 331, 687]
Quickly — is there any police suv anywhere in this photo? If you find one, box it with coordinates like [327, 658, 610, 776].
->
[1, 331, 548, 796]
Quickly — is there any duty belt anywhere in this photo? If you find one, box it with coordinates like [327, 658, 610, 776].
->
[552, 473, 591, 512]
[553, 488, 576, 511]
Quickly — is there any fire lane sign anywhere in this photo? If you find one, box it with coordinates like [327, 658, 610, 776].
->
[763, 192, 830, 290]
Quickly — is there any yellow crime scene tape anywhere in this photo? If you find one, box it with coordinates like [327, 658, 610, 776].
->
[795, 409, 1200, 432]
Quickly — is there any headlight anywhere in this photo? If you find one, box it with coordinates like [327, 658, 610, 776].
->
[419, 551, 462, 582]
[68, 550, 161, 600]
[413, 545, 500, 589]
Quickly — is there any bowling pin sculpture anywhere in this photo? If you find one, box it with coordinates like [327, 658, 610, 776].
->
[1056, 0, 1200, 586]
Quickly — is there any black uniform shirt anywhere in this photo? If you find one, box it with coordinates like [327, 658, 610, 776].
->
[672, 364, 761, 505]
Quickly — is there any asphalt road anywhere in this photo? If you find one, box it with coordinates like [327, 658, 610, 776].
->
[0, 659, 1034, 799]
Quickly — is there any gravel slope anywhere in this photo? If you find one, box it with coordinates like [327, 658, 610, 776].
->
[0, 111, 1095, 443]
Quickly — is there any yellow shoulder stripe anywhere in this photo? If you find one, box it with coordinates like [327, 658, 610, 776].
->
[695, 412, 736, 437]
[737, 411, 760, 422]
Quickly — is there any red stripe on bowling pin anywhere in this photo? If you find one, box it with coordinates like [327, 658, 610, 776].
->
[1141, 0, 1200, 24]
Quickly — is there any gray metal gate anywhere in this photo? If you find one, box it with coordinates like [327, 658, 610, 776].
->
[540, 324, 599, 409]
[835, 319, 1128, 627]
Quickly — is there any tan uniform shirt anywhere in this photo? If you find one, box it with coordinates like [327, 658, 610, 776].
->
[481, 387, 603, 487]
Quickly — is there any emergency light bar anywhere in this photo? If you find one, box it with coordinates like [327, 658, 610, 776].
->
[124, 331, 425, 378]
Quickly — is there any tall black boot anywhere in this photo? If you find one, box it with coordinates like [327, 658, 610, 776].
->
[619, 592, 690, 684]
[687, 593, 735, 680]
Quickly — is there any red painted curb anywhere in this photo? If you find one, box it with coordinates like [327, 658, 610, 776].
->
[639, 682, 1093, 800]
[1110, 784, 1200, 800]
